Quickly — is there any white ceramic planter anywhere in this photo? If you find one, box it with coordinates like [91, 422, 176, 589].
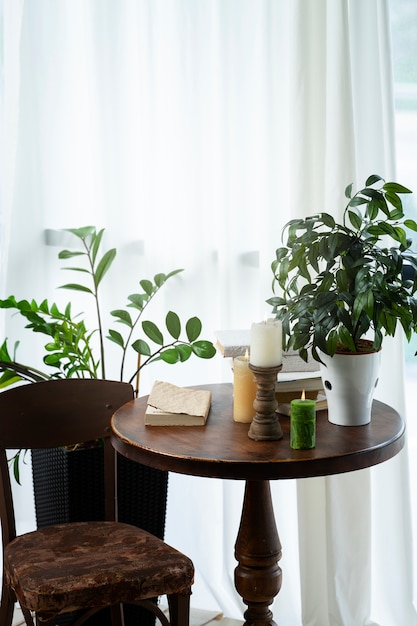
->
[319, 349, 382, 426]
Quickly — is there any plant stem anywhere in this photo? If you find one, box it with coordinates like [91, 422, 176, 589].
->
[119, 287, 163, 381]
[82, 236, 106, 379]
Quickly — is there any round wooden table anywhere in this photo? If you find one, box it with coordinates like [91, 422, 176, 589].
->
[111, 383, 405, 626]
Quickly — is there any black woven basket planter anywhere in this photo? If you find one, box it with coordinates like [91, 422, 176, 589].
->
[31, 446, 169, 626]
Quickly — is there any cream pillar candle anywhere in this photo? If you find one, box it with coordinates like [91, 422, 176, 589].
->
[249, 319, 283, 367]
[233, 353, 257, 423]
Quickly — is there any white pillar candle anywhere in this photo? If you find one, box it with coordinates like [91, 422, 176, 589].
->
[250, 319, 283, 367]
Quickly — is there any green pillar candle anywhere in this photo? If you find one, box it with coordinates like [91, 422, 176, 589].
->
[290, 398, 316, 449]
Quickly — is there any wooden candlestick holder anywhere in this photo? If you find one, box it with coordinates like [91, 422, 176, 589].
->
[248, 363, 283, 441]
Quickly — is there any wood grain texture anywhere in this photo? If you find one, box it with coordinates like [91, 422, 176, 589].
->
[111, 383, 405, 481]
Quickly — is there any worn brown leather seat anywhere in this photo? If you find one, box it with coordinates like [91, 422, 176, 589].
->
[0, 379, 194, 626]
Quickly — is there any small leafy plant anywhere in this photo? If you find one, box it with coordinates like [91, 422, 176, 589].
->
[267, 175, 417, 363]
[0, 226, 216, 481]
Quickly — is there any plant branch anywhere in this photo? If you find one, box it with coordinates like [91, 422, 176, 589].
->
[0, 361, 50, 383]
[120, 288, 165, 382]
[82, 236, 106, 379]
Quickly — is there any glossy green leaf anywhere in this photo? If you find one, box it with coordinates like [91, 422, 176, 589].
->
[275, 247, 289, 262]
[393, 226, 408, 248]
[385, 192, 403, 212]
[405, 219, 417, 232]
[142, 321, 163, 345]
[65, 226, 96, 239]
[353, 292, 367, 321]
[62, 267, 91, 274]
[337, 326, 356, 352]
[128, 293, 148, 310]
[366, 174, 384, 186]
[59, 284, 93, 294]
[110, 309, 133, 327]
[186, 317, 202, 342]
[107, 329, 125, 348]
[298, 255, 311, 282]
[94, 248, 116, 287]
[166, 311, 181, 339]
[347, 210, 362, 230]
[140, 280, 154, 296]
[191, 340, 217, 358]
[154, 273, 167, 288]
[160, 348, 181, 364]
[365, 199, 379, 220]
[0, 339, 14, 361]
[58, 250, 85, 259]
[175, 344, 193, 362]
[321, 213, 335, 228]
[326, 329, 339, 355]
[131, 339, 151, 356]
[91, 228, 105, 264]
[345, 183, 353, 198]
[317, 272, 334, 292]
[0, 297, 17, 309]
[388, 206, 404, 220]
[383, 182, 412, 194]
[349, 196, 368, 207]
[362, 187, 384, 200]
[0, 373, 22, 389]
[44, 353, 63, 366]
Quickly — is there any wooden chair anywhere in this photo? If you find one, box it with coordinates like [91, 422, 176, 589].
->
[0, 378, 194, 626]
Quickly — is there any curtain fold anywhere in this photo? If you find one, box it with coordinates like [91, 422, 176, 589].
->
[288, 2, 417, 624]
[2, 1, 416, 624]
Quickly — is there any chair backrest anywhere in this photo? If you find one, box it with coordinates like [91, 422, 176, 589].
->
[0, 379, 134, 549]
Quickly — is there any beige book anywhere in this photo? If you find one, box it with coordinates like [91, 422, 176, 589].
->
[145, 380, 211, 426]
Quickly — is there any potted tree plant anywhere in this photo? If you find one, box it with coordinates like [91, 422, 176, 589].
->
[0, 226, 216, 626]
[267, 175, 417, 425]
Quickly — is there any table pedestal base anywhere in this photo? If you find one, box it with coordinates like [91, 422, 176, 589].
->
[234, 480, 282, 626]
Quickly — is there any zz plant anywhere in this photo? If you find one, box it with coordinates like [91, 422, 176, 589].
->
[268, 175, 417, 363]
[0, 226, 216, 481]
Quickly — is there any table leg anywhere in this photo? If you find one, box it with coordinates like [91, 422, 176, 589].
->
[234, 480, 282, 626]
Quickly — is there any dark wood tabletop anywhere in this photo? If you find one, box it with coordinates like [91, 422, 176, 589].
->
[111, 383, 405, 481]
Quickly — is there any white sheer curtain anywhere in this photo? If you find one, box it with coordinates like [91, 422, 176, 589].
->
[2, 1, 416, 624]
